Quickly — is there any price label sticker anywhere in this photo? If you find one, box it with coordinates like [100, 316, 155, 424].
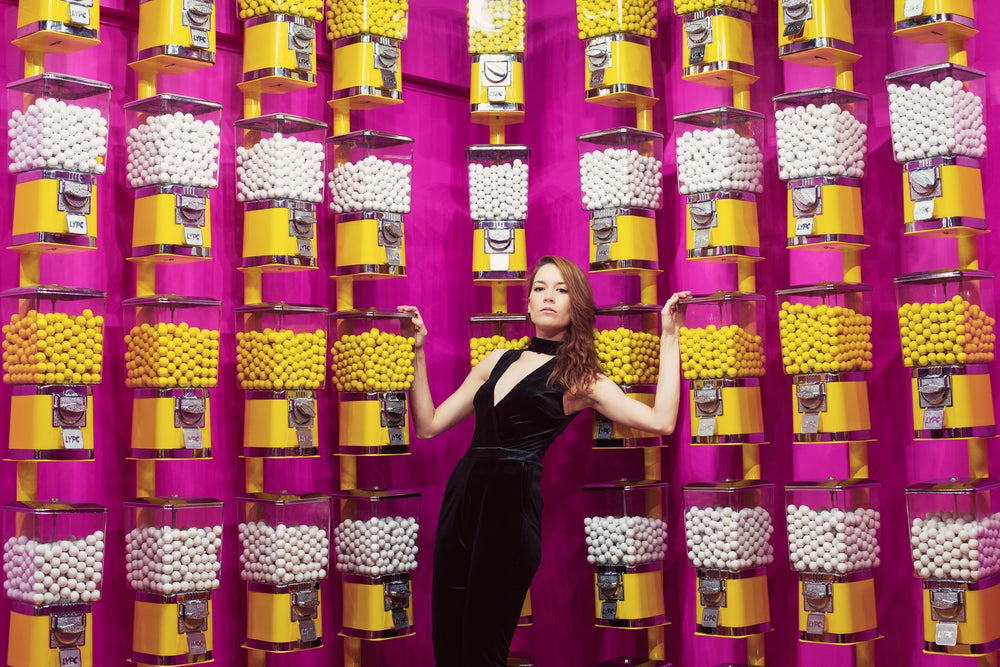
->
[904, 0, 925, 18]
[295, 50, 313, 71]
[692, 228, 712, 249]
[800, 412, 820, 434]
[66, 213, 88, 235]
[183, 428, 204, 449]
[914, 198, 935, 221]
[936, 622, 958, 646]
[806, 612, 826, 635]
[794, 216, 815, 236]
[388, 427, 405, 445]
[296, 428, 314, 446]
[697, 416, 716, 438]
[381, 69, 397, 89]
[489, 252, 509, 272]
[596, 421, 614, 440]
[296, 237, 313, 258]
[68, 3, 90, 24]
[689, 45, 705, 65]
[61, 428, 84, 450]
[783, 20, 806, 37]
[701, 607, 719, 628]
[59, 648, 82, 666]
[184, 226, 204, 246]
[924, 407, 945, 431]
[187, 632, 207, 655]
[299, 619, 318, 642]
[190, 29, 210, 49]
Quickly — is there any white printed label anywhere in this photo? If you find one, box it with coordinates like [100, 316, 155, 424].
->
[190, 29, 210, 49]
[489, 252, 510, 272]
[904, 0, 925, 18]
[184, 226, 204, 246]
[62, 428, 84, 449]
[794, 216, 815, 236]
[68, 3, 90, 24]
[913, 199, 935, 221]
[66, 213, 88, 235]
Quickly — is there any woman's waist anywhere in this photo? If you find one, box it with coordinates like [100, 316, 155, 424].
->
[464, 444, 544, 467]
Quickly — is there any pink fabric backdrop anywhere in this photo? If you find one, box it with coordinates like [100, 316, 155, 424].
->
[0, 0, 998, 664]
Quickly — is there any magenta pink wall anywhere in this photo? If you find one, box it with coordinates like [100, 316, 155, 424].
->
[1, 0, 999, 665]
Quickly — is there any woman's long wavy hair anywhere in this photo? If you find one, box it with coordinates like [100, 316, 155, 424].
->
[527, 256, 603, 397]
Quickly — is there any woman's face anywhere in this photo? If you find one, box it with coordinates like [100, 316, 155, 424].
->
[528, 263, 572, 339]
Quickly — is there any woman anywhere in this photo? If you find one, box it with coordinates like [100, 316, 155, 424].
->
[398, 256, 687, 667]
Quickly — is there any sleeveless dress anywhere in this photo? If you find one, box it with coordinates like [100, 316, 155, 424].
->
[431, 349, 580, 667]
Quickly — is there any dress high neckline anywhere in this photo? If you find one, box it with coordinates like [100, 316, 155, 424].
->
[527, 337, 562, 355]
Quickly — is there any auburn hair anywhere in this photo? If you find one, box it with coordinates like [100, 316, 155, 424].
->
[527, 256, 603, 397]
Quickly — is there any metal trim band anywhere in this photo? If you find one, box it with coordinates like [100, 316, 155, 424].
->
[915, 426, 997, 439]
[906, 217, 986, 233]
[471, 102, 525, 114]
[134, 591, 212, 604]
[589, 259, 659, 272]
[129, 448, 213, 460]
[684, 60, 755, 76]
[16, 20, 98, 40]
[897, 13, 975, 31]
[133, 185, 209, 198]
[696, 621, 770, 637]
[244, 390, 317, 400]
[11, 601, 91, 616]
[788, 176, 862, 189]
[913, 365, 989, 378]
[794, 430, 873, 443]
[335, 444, 409, 456]
[595, 614, 667, 629]
[585, 33, 651, 47]
[593, 436, 664, 449]
[697, 566, 767, 580]
[788, 234, 866, 247]
[922, 571, 1000, 591]
[11, 232, 97, 248]
[335, 210, 404, 222]
[333, 34, 402, 49]
[334, 264, 406, 277]
[130, 650, 214, 665]
[924, 638, 1000, 655]
[338, 391, 407, 401]
[243, 67, 315, 83]
[132, 244, 212, 258]
[338, 626, 413, 639]
[473, 271, 526, 281]
[688, 246, 761, 259]
[241, 446, 319, 458]
[470, 53, 523, 63]
[244, 199, 317, 212]
[331, 86, 401, 100]
[517, 614, 532, 625]
[686, 6, 753, 21]
[780, 37, 855, 56]
[904, 156, 981, 171]
[245, 12, 314, 27]
[800, 570, 874, 584]
[242, 255, 318, 269]
[244, 638, 323, 651]
[687, 190, 757, 203]
[133, 388, 209, 399]
[692, 377, 762, 389]
[596, 563, 662, 575]
[793, 372, 867, 383]
[6, 449, 94, 461]
[586, 83, 654, 99]
[691, 433, 767, 445]
[11, 384, 93, 396]
[16, 169, 97, 184]
[247, 581, 320, 594]
[801, 628, 878, 644]
[475, 220, 525, 229]
[136, 45, 215, 64]
[342, 572, 411, 585]
[590, 207, 656, 219]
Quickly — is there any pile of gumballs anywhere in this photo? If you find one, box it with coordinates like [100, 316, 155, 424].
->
[325, 0, 408, 40]
[594, 328, 660, 385]
[910, 511, 1000, 581]
[7, 98, 108, 174]
[468, 0, 525, 53]
[778, 302, 873, 375]
[236, 134, 324, 203]
[676, 127, 763, 195]
[580, 148, 662, 210]
[3, 309, 104, 385]
[125, 524, 223, 594]
[3, 533, 105, 605]
[238, 521, 330, 585]
[237, 328, 326, 391]
[674, 0, 757, 13]
[125, 322, 220, 389]
[330, 327, 414, 392]
[237, 0, 322, 19]
[888, 77, 986, 162]
[679, 324, 765, 380]
[333, 516, 419, 577]
[469, 160, 528, 221]
[897, 295, 995, 367]
[328, 156, 412, 214]
[125, 112, 221, 189]
[576, 0, 656, 38]
[786, 504, 881, 574]
[684, 505, 774, 571]
[584, 515, 668, 566]
[775, 103, 867, 180]
[470, 335, 529, 367]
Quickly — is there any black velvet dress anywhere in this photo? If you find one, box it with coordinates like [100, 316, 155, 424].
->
[431, 349, 580, 667]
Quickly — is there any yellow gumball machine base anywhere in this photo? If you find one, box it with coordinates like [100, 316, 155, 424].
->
[132, 593, 214, 665]
[911, 366, 995, 439]
[798, 572, 877, 644]
[245, 582, 323, 652]
[695, 569, 770, 636]
[689, 379, 765, 445]
[593, 388, 663, 448]
[239, 14, 316, 95]
[14, 0, 100, 51]
[334, 212, 406, 278]
[242, 201, 318, 271]
[470, 54, 525, 124]
[473, 222, 526, 283]
[242, 392, 320, 457]
[8, 386, 94, 461]
[12, 171, 98, 253]
[778, 0, 858, 65]
[923, 576, 1000, 655]
[792, 373, 872, 443]
[593, 565, 667, 628]
[518, 589, 532, 626]
[894, 0, 976, 43]
[337, 391, 410, 456]
[132, 186, 212, 262]
[584, 34, 655, 108]
[681, 8, 754, 85]
[8, 604, 93, 667]
[340, 574, 414, 639]
[130, 390, 212, 459]
[686, 193, 760, 261]
[786, 178, 864, 248]
[903, 158, 985, 236]
[330, 36, 403, 110]
[131, 0, 215, 74]
[589, 209, 658, 273]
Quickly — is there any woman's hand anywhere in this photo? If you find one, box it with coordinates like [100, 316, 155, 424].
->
[661, 291, 691, 337]
[397, 305, 427, 349]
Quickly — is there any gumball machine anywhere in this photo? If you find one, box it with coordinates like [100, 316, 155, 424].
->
[773, 88, 869, 250]
[682, 480, 774, 636]
[906, 478, 1000, 655]
[893, 270, 995, 438]
[130, 0, 216, 74]
[673, 108, 764, 262]
[592, 305, 664, 448]
[330, 309, 415, 455]
[124, 94, 223, 262]
[333, 488, 420, 638]
[785, 478, 881, 644]
[678, 292, 765, 445]
[235, 113, 326, 271]
[576, 0, 656, 107]
[2, 501, 107, 667]
[235, 303, 328, 457]
[677, 1, 756, 88]
[894, 0, 976, 44]
[2, 286, 106, 460]
[238, 0, 321, 95]
[886, 64, 987, 237]
[122, 295, 222, 458]
[7, 74, 111, 254]
[582, 480, 668, 628]
[239, 492, 331, 651]
[469, 0, 526, 125]
[468, 313, 531, 368]
[577, 128, 663, 274]
[326, 0, 406, 109]
[12, 0, 101, 54]
[776, 282, 874, 443]
[124, 496, 224, 664]
[467, 144, 530, 283]
[778, 0, 858, 67]
[326, 131, 413, 278]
